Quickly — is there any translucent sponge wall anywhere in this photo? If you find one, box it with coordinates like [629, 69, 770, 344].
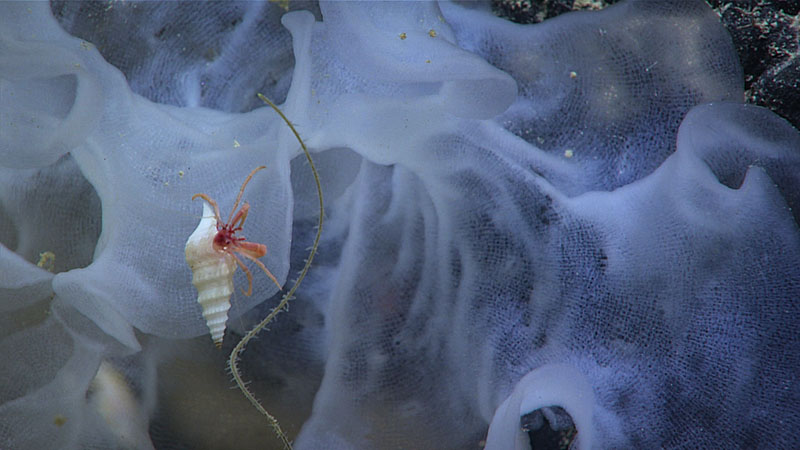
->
[1, 1, 798, 449]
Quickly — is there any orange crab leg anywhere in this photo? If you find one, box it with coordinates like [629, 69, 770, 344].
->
[239, 251, 282, 290]
[231, 252, 255, 296]
[230, 247, 283, 295]
[236, 240, 266, 258]
[230, 202, 251, 230]
[228, 166, 266, 224]
[191, 193, 222, 225]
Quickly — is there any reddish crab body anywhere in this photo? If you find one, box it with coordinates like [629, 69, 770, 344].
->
[210, 203, 270, 280]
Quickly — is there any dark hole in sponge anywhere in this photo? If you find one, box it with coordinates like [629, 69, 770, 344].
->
[521, 405, 577, 450]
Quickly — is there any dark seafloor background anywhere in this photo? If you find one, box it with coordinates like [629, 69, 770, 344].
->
[494, 0, 800, 132]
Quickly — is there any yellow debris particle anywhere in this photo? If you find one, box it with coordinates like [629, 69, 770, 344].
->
[425, 59, 431, 64]
[428, 29, 437, 38]
[399, 32, 407, 40]
[178, 170, 184, 178]
[233, 139, 241, 148]
[269, 0, 290, 11]
[569, 71, 577, 79]
[564, 149, 574, 158]
[53, 415, 67, 426]
[36, 251, 56, 272]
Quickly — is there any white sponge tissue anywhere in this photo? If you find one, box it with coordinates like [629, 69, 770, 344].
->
[1, 1, 798, 449]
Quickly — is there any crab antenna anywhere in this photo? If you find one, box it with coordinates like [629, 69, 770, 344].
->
[228, 165, 267, 225]
[192, 193, 223, 224]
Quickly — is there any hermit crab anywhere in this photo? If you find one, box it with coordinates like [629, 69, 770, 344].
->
[184, 165, 282, 347]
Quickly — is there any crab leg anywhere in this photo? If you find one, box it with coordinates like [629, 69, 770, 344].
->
[230, 202, 251, 230]
[239, 251, 282, 290]
[191, 193, 222, 225]
[228, 166, 266, 224]
[231, 253, 255, 296]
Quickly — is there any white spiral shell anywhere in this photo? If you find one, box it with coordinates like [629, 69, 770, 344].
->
[185, 200, 236, 347]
